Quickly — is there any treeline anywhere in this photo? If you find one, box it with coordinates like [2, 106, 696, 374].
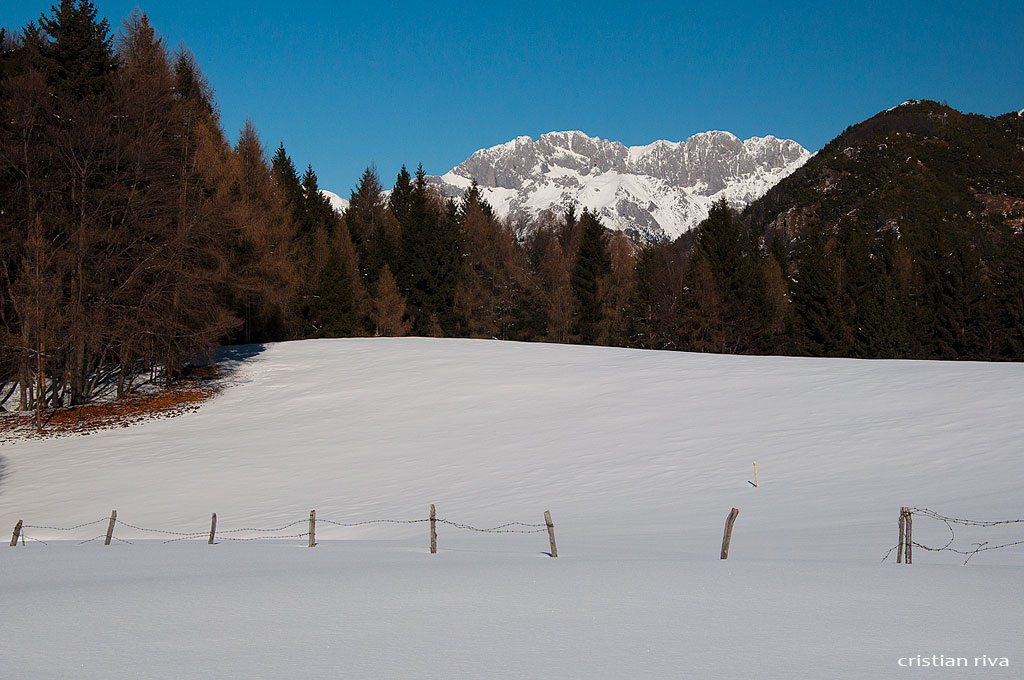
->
[0, 2, 315, 410]
[3, 4, 1023, 413]
[0, 2, 633, 412]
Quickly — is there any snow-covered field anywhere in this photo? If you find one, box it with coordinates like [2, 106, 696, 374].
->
[2, 338, 1021, 678]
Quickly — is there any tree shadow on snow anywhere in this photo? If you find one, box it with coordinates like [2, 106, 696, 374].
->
[214, 344, 268, 370]
[0, 456, 7, 495]
[184, 344, 267, 388]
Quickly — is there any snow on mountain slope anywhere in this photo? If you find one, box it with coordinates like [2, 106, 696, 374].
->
[320, 188, 349, 215]
[2, 338, 1021, 679]
[433, 130, 810, 240]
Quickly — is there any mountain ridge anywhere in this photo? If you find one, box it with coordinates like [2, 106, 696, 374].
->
[427, 129, 810, 240]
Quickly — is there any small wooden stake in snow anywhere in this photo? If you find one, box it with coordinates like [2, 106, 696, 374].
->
[897, 507, 906, 564]
[308, 510, 316, 548]
[429, 504, 437, 554]
[904, 510, 913, 565]
[720, 507, 739, 560]
[104, 510, 116, 546]
[544, 510, 557, 558]
[749, 460, 758, 487]
[10, 520, 22, 547]
[208, 513, 217, 545]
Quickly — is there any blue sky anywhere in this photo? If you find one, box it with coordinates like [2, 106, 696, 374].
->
[6, 1, 1023, 195]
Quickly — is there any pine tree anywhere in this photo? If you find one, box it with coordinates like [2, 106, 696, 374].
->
[791, 225, 845, 356]
[397, 165, 460, 335]
[37, 0, 114, 97]
[691, 199, 767, 352]
[388, 165, 413, 227]
[271, 142, 303, 217]
[347, 165, 397, 287]
[992, 229, 1024, 356]
[571, 210, 611, 343]
[298, 164, 336, 235]
[304, 246, 358, 337]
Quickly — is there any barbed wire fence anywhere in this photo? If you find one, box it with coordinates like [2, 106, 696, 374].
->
[883, 507, 1024, 565]
[9, 507, 557, 556]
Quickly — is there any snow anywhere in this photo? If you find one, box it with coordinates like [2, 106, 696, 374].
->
[433, 130, 810, 239]
[2, 338, 1022, 678]
[320, 188, 349, 215]
[626, 138, 681, 164]
[885, 99, 922, 113]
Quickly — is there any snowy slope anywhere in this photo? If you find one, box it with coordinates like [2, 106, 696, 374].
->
[320, 188, 349, 215]
[432, 131, 810, 240]
[2, 338, 1021, 679]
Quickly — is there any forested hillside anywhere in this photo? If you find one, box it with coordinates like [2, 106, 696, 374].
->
[625, 101, 1024, 360]
[3, 3, 1024, 414]
[737, 100, 1024, 359]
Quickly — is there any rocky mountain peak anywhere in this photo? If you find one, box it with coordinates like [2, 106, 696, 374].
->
[432, 129, 810, 241]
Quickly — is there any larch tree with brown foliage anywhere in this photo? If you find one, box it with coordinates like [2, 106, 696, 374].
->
[597, 231, 637, 345]
[370, 264, 412, 337]
[454, 183, 530, 340]
[229, 119, 299, 342]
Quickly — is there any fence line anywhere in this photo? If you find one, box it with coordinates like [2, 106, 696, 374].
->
[884, 507, 1024, 565]
[10, 507, 558, 556]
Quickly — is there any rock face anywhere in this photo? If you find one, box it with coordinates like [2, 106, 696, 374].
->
[431, 130, 810, 241]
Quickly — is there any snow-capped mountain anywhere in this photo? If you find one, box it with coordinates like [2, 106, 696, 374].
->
[321, 189, 349, 215]
[432, 130, 810, 241]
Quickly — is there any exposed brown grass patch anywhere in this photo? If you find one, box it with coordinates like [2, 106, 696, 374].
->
[0, 382, 219, 442]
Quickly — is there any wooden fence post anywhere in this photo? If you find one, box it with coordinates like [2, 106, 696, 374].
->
[904, 510, 912, 565]
[104, 510, 116, 546]
[308, 510, 316, 548]
[897, 507, 905, 564]
[720, 507, 740, 559]
[10, 520, 22, 547]
[430, 504, 437, 554]
[208, 513, 217, 545]
[544, 510, 557, 558]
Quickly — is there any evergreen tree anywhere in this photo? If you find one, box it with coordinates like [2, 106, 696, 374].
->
[791, 225, 845, 356]
[571, 210, 611, 343]
[37, 0, 114, 97]
[690, 199, 767, 352]
[304, 246, 358, 337]
[397, 165, 460, 335]
[388, 165, 413, 227]
[914, 220, 992, 359]
[995, 231, 1024, 356]
[347, 165, 397, 287]
[271, 142, 303, 217]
